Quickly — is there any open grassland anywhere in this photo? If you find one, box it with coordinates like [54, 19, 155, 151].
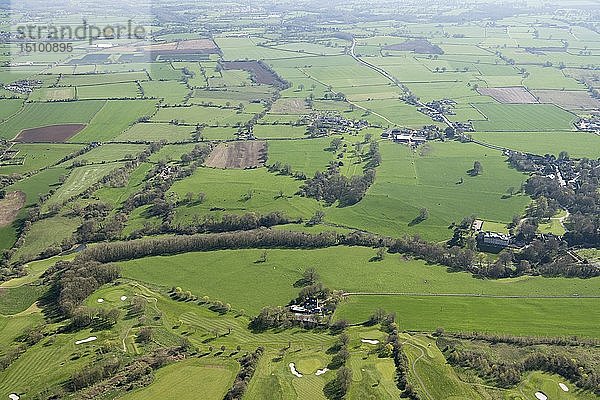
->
[253, 125, 308, 139]
[140, 80, 191, 104]
[0, 284, 45, 315]
[327, 141, 530, 241]
[0, 99, 23, 121]
[169, 166, 320, 222]
[148, 144, 196, 162]
[58, 71, 148, 86]
[10, 215, 81, 264]
[42, 163, 122, 212]
[267, 138, 334, 176]
[29, 87, 76, 101]
[71, 100, 158, 142]
[472, 103, 577, 132]
[0, 101, 105, 140]
[0, 143, 81, 175]
[76, 82, 141, 99]
[120, 246, 599, 321]
[68, 143, 147, 164]
[0, 167, 68, 251]
[93, 162, 154, 208]
[152, 105, 253, 126]
[118, 358, 238, 400]
[335, 296, 599, 338]
[115, 123, 195, 143]
[471, 131, 600, 159]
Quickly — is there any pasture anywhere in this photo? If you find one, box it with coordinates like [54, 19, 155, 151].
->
[472, 103, 577, 132]
[42, 163, 123, 212]
[0, 101, 105, 140]
[168, 166, 320, 222]
[71, 100, 158, 142]
[120, 246, 599, 323]
[115, 123, 195, 143]
[327, 141, 530, 241]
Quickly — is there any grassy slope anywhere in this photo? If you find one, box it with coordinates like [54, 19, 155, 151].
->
[327, 141, 530, 241]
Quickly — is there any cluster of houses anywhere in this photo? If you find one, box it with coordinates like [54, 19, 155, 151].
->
[3, 79, 41, 95]
[418, 99, 456, 121]
[575, 116, 600, 134]
[307, 112, 368, 136]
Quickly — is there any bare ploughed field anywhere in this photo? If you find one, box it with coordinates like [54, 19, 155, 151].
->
[0, 191, 25, 227]
[531, 90, 600, 110]
[477, 87, 538, 104]
[15, 124, 85, 143]
[204, 141, 267, 169]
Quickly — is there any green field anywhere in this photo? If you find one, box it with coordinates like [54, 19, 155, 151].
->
[472, 103, 577, 132]
[116, 123, 195, 142]
[0, 101, 105, 139]
[327, 141, 530, 241]
[334, 296, 599, 337]
[42, 163, 122, 211]
[118, 358, 238, 400]
[71, 100, 158, 142]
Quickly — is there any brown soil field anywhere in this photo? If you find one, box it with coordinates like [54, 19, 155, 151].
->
[0, 191, 25, 228]
[204, 141, 267, 169]
[222, 61, 286, 87]
[15, 124, 86, 143]
[270, 98, 310, 114]
[477, 86, 538, 104]
[384, 39, 444, 54]
[531, 90, 600, 110]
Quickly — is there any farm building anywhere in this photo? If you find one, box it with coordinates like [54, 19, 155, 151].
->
[477, 231, 511, 248]
[384, 128, 427, 145]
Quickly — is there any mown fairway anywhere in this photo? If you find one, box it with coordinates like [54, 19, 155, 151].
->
[117, 359, 239, 400]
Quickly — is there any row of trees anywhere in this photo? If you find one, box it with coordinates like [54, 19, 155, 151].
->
[324, 333, 352, 399]
[223, 347, 264, 400]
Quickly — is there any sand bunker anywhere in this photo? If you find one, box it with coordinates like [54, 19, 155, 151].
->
[120, 296, 128, 301]
[289, 363, 303, 378]
[97, 298, 104, 303]
[75, 336, 97, 345]
[559, 383, 569, 392]
[9, 394, 20, 400]
[534, 392, 547, 400]
[361, 339, 380, 345]
[315, 368, 329, 376]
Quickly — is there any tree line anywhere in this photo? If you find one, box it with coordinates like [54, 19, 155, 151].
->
[440, 337, 599, 394]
